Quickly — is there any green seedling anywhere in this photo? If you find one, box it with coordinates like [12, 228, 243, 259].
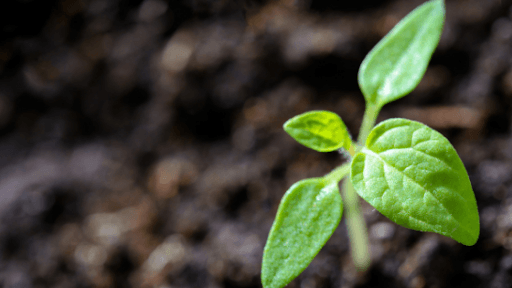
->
[261, 1, 480, 288]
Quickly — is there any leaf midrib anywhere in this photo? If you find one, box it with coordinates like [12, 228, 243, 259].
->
[361, 147, 466, 235]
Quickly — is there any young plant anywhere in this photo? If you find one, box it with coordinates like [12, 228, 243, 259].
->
[261, 1, 480, 288]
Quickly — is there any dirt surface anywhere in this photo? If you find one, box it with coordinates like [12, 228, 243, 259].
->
[1, 0, 512, 287]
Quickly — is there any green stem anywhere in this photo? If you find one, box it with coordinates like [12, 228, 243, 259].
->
[324, 162, 351, 184]
[357, 104, 381, 145]
[342, 177, 370, 271]
[341, 103, 380, 271]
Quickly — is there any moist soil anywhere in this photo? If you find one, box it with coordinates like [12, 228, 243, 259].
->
[0, 0, 512, 287]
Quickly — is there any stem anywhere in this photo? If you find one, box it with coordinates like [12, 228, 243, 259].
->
[357, 104, 381, 145]
[324, 162, 351, 184]
[342, 177, 370, 271]
[342, 103, 380, 271]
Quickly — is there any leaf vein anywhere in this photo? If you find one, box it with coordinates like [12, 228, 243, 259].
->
[379, 147, 456, 172]
[363, 148, 456, 227]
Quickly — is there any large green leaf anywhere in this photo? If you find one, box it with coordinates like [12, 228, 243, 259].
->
[358, 0, 445, 108]
[261, 178, 343, 288]
[350, 118, 479, 246]
[283, 110, 352, 152]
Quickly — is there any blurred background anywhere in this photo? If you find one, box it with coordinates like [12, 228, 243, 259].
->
[1, 0, 512, 287]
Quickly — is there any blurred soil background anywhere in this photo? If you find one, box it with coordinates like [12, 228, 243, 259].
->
[1, 0, 512, 287]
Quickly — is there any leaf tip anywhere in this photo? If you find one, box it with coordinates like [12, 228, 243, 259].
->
[457, 220, 480, 246]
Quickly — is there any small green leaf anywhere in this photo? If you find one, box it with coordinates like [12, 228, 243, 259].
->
[283, 110, 352, 152]
[350, 118, 479, 246]
[262, 178, 343, 288]
[358, 0, 445, 107]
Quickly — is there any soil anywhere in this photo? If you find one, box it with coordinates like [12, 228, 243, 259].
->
[0, 0, 512, 287]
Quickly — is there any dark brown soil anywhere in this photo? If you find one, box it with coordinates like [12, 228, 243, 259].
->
[0, 0, 512, 287]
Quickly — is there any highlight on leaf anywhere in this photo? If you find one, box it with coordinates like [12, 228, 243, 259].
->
[283, 110, 352, 152]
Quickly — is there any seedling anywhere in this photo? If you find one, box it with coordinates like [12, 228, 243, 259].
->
[261, 1, 480, 287]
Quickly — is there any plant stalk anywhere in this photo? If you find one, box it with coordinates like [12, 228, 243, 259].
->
[342, 103, 381, 271]
[357, 104, 381, 145]
[324, 162, 351, 184]
[342, 177, 370, 271]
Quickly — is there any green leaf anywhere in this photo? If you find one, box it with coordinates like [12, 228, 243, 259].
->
[350, 118, 479, 246]
[358, 0, 445, 108]
[283, 110, 352, 152]
[261, 178, 343, 288]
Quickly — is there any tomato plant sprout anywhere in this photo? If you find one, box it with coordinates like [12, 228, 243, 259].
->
[261, 1, 480, 288]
